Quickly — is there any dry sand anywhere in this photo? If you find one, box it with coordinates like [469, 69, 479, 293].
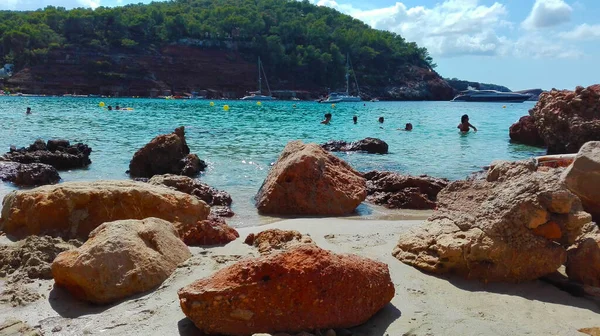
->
[1, 218, 599, 336]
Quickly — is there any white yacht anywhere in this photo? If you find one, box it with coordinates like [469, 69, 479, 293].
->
[241, 57, 273, 101]
[451, 89, 531, 103]
[322, 54, 361, 103]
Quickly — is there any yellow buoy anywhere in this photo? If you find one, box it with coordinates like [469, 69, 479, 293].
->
[223, 105, 230, 111]
[503, 105, 506, 108]
[331, 104, 336, 108]
[210, 102, 215, 107]
[292, 104, 297, 108]
[257, 101, 262, 106]
[99, 102, 105, 107]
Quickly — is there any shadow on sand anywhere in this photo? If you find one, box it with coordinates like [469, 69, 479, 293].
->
[177, 303, 401, 336]
[435, 271, 600, 313]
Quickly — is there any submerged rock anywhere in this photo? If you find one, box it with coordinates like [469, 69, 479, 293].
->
[530, 84, 600, 154]
[321, 138, 388, 154]
[255, 141, 366, 216]
[3, 139, 91, 170]
[509, 115, 544, 147]
[0, 180, 210, 244]
[128, 126, 207, 178]
[52, 218, 191, 304]
[0, 161, 60, 186]
[393, 161, 595, 282]
[178, 245, 394, 336]
[364, 171, 448, 209]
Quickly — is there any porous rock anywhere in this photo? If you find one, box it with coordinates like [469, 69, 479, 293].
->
[256, 141, 366, 216]
[393, 161, 594, 282]
[561, 141, 600, 219]
[178, 245, 394, 336]
[364, 171, 448, 209]
[244, 229, 314, 254]
[52, 218, 191, 304]
[0, 161, 60, 186]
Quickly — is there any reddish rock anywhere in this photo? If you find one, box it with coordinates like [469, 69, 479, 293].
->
[178, 245, 394, 336]
[180, 216, 239, 246]
[530, 84, 600, 154]
[244, 229, 314, 254]
[52, 218, 191, 304]
[393, 161, 594, 282]
[561, 141, 600, 220]
[255, 141, 366, 216]
[128, 127, 207, 178]
[565, 236, 600, 287]
[363, 171, 448, 209]
[509, 115, 544, 147]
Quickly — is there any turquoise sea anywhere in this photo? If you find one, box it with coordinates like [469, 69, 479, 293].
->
[0, 97, 544, 227]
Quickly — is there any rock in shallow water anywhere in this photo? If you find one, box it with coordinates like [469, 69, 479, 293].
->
[255, 141, 366, 216]
[178, 245, 394, 336]
[52, 218, 191, 304]
[3, 139, 92, 170]
[393, 161, 595, 282]
[0, 161, 60, 186]
[321, 137, 388, 154]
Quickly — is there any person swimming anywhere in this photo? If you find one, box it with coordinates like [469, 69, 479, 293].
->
[321, 113, 332, 124]
[404, 123, 413, 131]
[458, 114, 477, 133]
[353, 115, 358, 124]
[107, 106, 113, 111]
[26, 107, 31, 115]
[378, 116, 384, 123]
[115, 105, 121, 110]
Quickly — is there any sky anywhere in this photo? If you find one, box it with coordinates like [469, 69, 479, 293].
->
[1, 0, 599, 91]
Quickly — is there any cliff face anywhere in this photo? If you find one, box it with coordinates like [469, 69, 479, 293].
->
[5, 46, 452, 100]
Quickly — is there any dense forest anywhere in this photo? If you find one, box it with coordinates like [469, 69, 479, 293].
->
[0, 0, 436, 92]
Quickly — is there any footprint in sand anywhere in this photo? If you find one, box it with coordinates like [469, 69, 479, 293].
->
[324, 234, 387, 250]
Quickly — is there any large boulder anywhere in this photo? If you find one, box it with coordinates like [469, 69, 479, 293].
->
[0, 180, 210, 244]
[561, 141, 600, 219]
[256, 141, 366, 216]
[128, 126, 207, 178]
[393, 161, 595, 282]
[0, 161, 60, 186]
[178, 245, 394, 336]
[565, 236, 600, 287]
[148, 174, 233, 216]
[321, 138, 388, 154]
[52, 218, 191, 304]
[509, 115, 545, 147]
[531, 84, 600, 154]
[2, 139, 92, 170]
[364, 171, 448, 209]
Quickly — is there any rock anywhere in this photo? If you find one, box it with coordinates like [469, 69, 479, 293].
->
[561, 141, 600, 219]
[0, 319, 42, 335]
[256, 141, 366, 216]
[321, 138, 388, 154]
[128, 126, 207, 178]
[579, 327, 600, 336]
[0, 181, 210, 244]
[148, 174, 233, 215]
[509, 115, 544, 147]
[180, 215, 239, 246]
[529, 84, 600, 154]
[2, 139, 92, 170]
[565, 236, 600, 287]
[393, 161, 594, 282]
[52, 218, 191, 304]
[178, 245, 394, 336]
[0, 161, 60, 186]
[244, 229, 314, 254]
[0, 236, 81, 280]
[363, 171, 448, 210]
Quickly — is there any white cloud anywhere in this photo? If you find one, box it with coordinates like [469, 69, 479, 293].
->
[510, 34, 584, 59]
[0, 0, 101, 10]
[522, 0, 572, 30]
[559, 23, 600, 41]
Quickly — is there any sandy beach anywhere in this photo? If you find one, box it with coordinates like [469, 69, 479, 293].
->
[1, 217, 598, 336]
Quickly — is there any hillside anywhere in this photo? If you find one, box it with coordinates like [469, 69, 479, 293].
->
[0, 0, 453, 100]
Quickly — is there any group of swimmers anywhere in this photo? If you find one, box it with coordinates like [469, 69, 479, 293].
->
[321, 113, 477, 133]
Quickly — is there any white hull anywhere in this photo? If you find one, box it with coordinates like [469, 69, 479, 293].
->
[240, 95, 273, 101]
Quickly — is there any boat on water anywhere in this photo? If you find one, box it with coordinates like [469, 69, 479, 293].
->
[451, 89, 531, 103]
[321, 54, 361, 103]
[241, 57, 273, 101]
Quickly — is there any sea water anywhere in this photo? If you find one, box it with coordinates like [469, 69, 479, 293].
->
[0, 97, 544, 227]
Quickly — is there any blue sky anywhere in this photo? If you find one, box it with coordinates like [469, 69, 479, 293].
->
[2, 0, 599, 91]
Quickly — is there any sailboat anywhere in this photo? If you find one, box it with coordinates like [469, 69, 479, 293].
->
[323, 54, 361, 103]
[241, 57, 273, 100]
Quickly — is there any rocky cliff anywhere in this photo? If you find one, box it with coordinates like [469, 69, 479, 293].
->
[5, 46, 453, 101]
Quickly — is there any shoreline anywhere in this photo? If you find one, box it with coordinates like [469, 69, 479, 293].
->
[1, 218, 598, 335]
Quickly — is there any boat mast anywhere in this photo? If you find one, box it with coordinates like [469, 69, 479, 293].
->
[345, 53, 350, 96]
[258, 57, 262, 94]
